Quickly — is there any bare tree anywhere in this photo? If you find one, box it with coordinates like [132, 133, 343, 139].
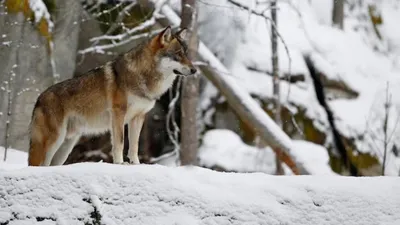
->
[332, 0, 344, 29]
[179, 0, 200, 165]
[382, 82, 391, 175]
[270, 0, 284, 175]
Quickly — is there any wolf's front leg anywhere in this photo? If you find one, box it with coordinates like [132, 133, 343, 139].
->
[111, 109, 125, 164]
[127, 115, 145, 165]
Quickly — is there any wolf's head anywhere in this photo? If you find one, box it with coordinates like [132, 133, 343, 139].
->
[152, 26, 197, 76]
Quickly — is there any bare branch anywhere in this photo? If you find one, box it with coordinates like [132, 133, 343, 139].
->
[78, 27, 171, 54]
[79, 0, 168, 55]
[97, 2, 137, 40]
[89, 18, 157, 42]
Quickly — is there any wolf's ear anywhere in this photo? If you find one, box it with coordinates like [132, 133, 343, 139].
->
[159, 26, 172, 46]
[176, 28, 188, 40]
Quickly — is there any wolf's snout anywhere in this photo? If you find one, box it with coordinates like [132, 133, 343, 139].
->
[173, 69, 182, 75]
[173, 65, 197, 76]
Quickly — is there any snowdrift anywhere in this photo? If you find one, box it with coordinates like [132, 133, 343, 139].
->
[1, 163, 399, 225]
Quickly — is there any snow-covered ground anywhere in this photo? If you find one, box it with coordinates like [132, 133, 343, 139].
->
[1, 163, 399, 224]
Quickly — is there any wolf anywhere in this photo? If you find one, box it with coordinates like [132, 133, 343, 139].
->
[28, 26, 197, 166]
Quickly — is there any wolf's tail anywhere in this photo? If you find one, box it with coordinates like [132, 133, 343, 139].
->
[28, 95, 66, 166]
[28, 106, 46, 166]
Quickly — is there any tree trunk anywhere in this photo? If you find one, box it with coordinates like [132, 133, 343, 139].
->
[271, 0, 284, 175]
[332, 0, 344, 29]
[179, 0, 200, 165]
[0, 1, 81, 153]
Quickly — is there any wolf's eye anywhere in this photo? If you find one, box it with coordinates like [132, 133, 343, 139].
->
[172, 52, 181, 61]
[172, 55, 180, 61]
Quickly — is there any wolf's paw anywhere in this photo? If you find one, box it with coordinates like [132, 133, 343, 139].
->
[129, 157, 140, 165]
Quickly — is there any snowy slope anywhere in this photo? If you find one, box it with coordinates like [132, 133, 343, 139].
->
[1, 163, 400, 225]
[185, 0, 400, 175]
[238, 0, 400, 175]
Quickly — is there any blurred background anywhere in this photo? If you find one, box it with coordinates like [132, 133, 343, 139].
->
[0, 0, 399, 176]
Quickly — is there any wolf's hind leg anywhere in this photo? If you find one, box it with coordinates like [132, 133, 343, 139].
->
[42, 127, 67, 166]
[50, 135, 80, 166]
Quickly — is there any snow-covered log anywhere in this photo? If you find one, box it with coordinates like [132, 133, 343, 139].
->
[0, 163, 399, 224]
[159, 5, 310, 175]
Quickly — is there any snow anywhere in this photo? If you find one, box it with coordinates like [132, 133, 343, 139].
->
[0, 147, 27, 171]
[199, 129, 276, 173]
[290, 140, 336, 176]
[28, 0, 53, 29]
[380, 2, 400, 53]
[199, 129, 335, 175]
[1, 163, 399, 224]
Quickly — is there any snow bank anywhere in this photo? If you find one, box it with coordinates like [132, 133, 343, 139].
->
[1, 163, 399, 225]
[199, 129, 335, 175]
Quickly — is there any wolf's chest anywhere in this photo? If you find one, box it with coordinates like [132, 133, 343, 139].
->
[148, 72, 177, 99]
[124, 95, 155, 123]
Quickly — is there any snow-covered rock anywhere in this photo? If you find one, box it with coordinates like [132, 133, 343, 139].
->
[199, 129, 335, 175]
[0, 163, 399, 224]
